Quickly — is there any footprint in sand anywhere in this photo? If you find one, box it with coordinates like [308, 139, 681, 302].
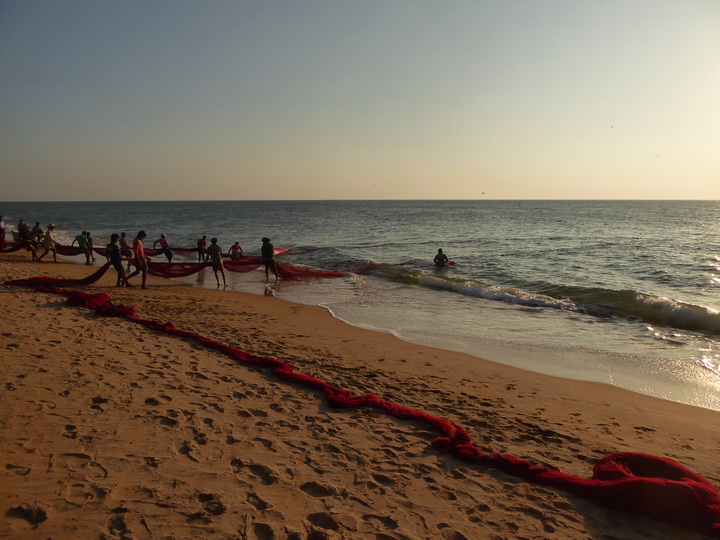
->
[178, 441, 199, 462]
[65, 482, 109, 505]
[307, 512, 340, 531]
[371, 473, 396, 487]
[363, 514, 398, 531]
[60, 453, 108, 478]
[106, 512, 131, 537]
[246, 492, 268, 511]
[252, 522, 275, 539]
[300, 481, 336, 497]
[5, 464, 31, 476]
[230, 458, 278, 485]
[197, 493, 226, 516]
[156, 415, 179, 427]
[90, 396, 108, 412]
[143, 456, 160, 468]
[188, 427, 208, 445]
[436, 522, 470, 540]
[4, 504, 48, 531]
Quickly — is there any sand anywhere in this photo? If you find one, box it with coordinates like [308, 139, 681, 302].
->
[1, 253, 720, 539]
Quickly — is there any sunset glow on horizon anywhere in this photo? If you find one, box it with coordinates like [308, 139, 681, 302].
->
[1, 1, 719, 201]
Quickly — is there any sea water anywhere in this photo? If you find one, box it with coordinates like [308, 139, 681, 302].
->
[3, 200, 720, 410]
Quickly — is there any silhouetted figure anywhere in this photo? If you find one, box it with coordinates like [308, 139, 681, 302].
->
[261, 237, 278, 282]
[206, 237, 226, 286]
[433, 248, 449, 267]
[154, 233, 173, 262]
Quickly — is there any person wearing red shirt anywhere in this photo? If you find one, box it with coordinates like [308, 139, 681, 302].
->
[127, 230, 148, 289]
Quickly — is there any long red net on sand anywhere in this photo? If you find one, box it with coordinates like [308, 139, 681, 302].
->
[1, 242, 354, 280]
[4, 272, 720, 537]
[46, 243, 294, 260]
[145, 259, 348, 280]
[2, 241, 294, 259]
[0, 243, 27, 254]
[2, 259, 349, 283]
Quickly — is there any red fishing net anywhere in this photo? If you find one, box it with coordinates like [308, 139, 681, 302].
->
[4, 267, 720, 536]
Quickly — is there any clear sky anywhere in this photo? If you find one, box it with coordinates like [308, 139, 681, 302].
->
[1, 1, 719, 201]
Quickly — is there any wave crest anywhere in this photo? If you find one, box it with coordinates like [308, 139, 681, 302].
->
[405, 271, 720, 335]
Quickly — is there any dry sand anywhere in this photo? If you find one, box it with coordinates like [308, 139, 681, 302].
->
[1, 254, 720, 539]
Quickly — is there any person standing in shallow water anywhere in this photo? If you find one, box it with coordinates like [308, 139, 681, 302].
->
[261, 237, 278, 282]
[206, 237, 226, 287]
[153, 233, 173, 262]
[433, 248, 449, 267]
[228, 241, 242, 261]
[197, 235, 208, 262]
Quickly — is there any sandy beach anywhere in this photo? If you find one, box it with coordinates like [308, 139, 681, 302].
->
[2, 253, 720, 539]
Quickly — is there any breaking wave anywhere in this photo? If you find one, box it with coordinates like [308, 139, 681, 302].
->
[374, 266, 720, 335]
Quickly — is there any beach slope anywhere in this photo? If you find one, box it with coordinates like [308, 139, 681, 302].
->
[1, 255, 719, 539]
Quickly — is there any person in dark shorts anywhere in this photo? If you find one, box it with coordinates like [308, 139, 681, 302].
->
[85, 231, 96, 263]
[119, 232, 133, 270]
[37, 224, 57, 262]
[127, 230, 148, 289]
[18, 219, 39, 261]
[72, 231, 92, 265]
[106, 234, 130, 287]
[31, 222, 44, 243]
[206, 237, 226, 286]
[153, 233, 173, 262]
[261, 237, 278, 282]
[197, 235, 208, 262]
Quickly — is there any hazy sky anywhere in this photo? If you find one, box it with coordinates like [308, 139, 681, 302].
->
[1, 1, 719, 201]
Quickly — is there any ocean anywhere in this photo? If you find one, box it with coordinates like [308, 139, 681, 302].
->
[3, 200, 720, 410]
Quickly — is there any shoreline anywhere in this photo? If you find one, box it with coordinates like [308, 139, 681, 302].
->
[2, 253, 720, 538]
[177, 258, 720, 413]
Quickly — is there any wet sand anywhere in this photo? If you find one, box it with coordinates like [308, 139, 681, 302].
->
[1, 253, 719, 539]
